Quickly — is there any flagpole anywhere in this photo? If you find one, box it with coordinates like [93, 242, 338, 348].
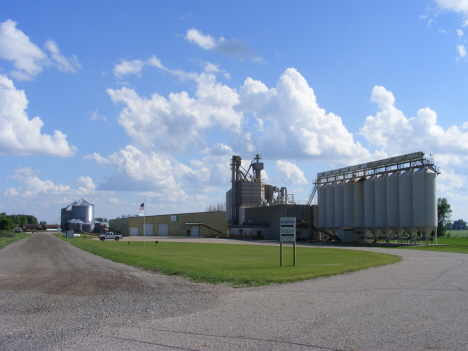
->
[140, 203, 146, 246]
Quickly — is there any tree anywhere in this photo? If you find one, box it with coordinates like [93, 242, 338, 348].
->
[452, 219, 467, 230]
[437, 198, 452, 237]
[0, 218, 15, 231]
[205, 202, 226, 212]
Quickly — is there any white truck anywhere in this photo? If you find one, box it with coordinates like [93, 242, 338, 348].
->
[99, 232, 123, 241]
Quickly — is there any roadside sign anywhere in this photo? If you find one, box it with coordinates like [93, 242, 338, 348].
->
[280, 217, 296, 242]
[279, 217, 296, 267]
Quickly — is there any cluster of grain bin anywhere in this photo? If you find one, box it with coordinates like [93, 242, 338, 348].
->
[318, 167, 437, 241]
[61, 199, 95, 233]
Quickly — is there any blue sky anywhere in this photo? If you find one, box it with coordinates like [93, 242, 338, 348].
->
[1, 1, 468, 224]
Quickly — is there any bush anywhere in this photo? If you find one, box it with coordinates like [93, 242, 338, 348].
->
[0, 218, 15, 231]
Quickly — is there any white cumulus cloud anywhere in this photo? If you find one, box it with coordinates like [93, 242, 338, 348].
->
[436, 0, 468, 16]
[457, 43, 467, 59]
[186, 28, 216, 49]
[185, 28, 262, 62]
[0, 19, 80, 80]
[107, 70, 242, 152]
[5, 168, 99, 199]
[360, 85, 468, 164]
[85, 145, 220, 201]
[275, 160, 308, 185]
[113, 55, 165, 78]
[0, 74, 76, 156]
[107, 59, 379, 165]
[238, 68, 377, 164]
[0, 19, 47, 81]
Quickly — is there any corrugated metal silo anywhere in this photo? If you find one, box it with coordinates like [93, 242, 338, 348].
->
[364, 175, 377, 235]
[413, 168, 437, 235]
[75, 219, 83, 231]
[82, 222, 94, 233]
[61, 208, 68, 232]
[354, 178, 365, 230]
[334, 181, 344, 229]
[317, 184, 327, 228]
[399, 169, 414, 234]
[425, 169, 437, 229]
[386, 171, 401, 238]
[343, 180, 354, 227]
[326, 182, 336, 232]
[375, 174, 388, 232]
[66, 202, 75, 221]
[72, 199, 94, 223]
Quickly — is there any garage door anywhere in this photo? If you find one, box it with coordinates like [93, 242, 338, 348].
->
[143, 223, 153, 236]
[158, 223, 169, 236]
[190, 225, 200, 237]
[130, 227, 139, 236]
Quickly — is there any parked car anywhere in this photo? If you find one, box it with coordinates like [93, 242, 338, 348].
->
[98, 232, 122, 241]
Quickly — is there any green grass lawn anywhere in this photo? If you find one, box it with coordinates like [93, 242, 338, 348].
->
[0, 232, 31, 250]
[62, 237, 400, 286]
[403, 237, 468, 254]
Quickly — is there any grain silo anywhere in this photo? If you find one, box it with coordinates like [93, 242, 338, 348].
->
[399, 169, 414, 238]
[386, 171, 401, 241]
[317, 183, 328, 228]
[354, 178, 365, 235]
[412, 168, 437, 236]
[364, 175, 377, 238]
[375, 174, 388, 240]
[72, 199, 94, 223]
[334, 181, 344, 230]
[315, 152, 439, 243]
[60, 198, 95, 232]
[326, 181, 336, 234]
[343, 180, 354, 227]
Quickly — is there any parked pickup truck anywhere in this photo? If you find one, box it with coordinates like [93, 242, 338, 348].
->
[99, 232, 122, 241]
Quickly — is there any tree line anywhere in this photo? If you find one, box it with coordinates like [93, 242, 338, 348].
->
[0, 213, 39, 231]
[446, 219, 467, 231]
[205, 202, 226, 212]
[0, 213, 38, 225]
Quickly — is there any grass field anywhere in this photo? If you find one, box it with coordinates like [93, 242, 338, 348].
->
[403, 237, 468, 254]
[62, 237, 400, 287]
[446, 230, 468, 238]
[0, 232, 31, 250]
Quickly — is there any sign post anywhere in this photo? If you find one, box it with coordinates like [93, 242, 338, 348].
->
[279, 217, 296, 267]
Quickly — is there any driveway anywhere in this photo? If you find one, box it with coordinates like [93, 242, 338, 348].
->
[1, 233, 467, 350]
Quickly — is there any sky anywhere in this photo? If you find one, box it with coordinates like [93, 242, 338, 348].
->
[1, 1, 468, 224]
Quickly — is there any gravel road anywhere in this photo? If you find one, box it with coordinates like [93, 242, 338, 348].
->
[1, 233, 468, 350]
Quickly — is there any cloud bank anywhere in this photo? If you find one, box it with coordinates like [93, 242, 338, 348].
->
[107, 60, 376, 166]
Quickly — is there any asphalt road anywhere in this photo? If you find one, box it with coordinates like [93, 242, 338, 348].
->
[1, 233, 467, 350]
